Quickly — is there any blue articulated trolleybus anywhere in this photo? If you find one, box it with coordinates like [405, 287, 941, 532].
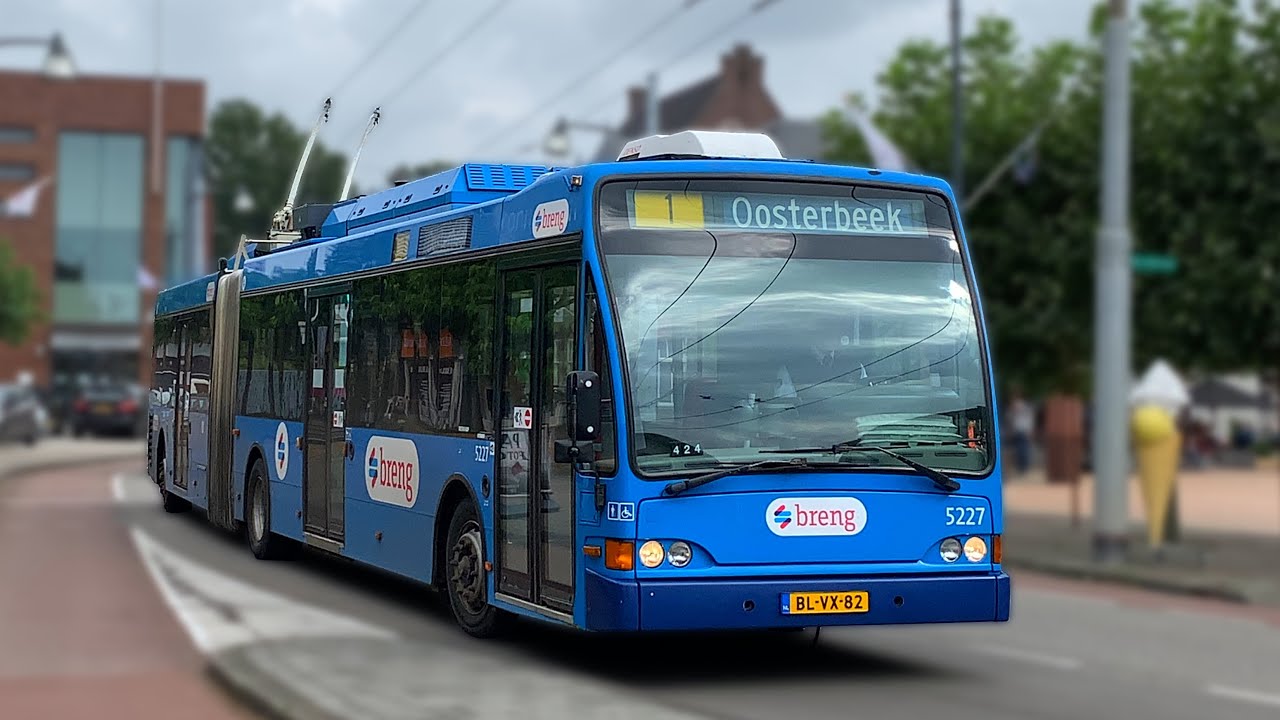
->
[147, 128, 1010, 636]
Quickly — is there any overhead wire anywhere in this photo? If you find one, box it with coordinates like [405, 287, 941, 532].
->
[461, 0, 709, 158]
[325, 0, 439, 99]
[575, 0, 784, 128]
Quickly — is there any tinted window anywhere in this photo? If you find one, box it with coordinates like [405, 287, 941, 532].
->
[236, 291, 307, 422]
[348, 259, 497, 437]
[585, 277, 617, 474]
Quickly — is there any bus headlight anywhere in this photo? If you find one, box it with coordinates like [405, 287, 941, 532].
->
[964, 536, 988, 562]
[639, 540, 665, 568]
[940, 537, 962, 563]
[668, 541, 692, 567]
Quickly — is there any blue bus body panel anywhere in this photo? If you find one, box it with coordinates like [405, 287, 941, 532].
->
[151, 154, 1007, 633]
[341, 428, 495, 583]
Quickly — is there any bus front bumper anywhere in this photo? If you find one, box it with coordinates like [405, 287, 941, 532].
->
[585, 570, 1011, 631]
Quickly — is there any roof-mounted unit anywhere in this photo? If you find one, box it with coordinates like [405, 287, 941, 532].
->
[616, 130, 784, 162]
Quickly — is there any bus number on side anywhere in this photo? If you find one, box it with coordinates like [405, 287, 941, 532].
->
[944, 506, 985, 526]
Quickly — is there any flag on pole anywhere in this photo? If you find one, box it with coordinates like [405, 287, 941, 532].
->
[138, 266, 159, 291]
[0, 177, 52, 218]
[845, 110, 911, 172]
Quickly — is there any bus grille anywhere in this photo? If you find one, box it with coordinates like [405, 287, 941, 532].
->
[417, 217, 472, 257]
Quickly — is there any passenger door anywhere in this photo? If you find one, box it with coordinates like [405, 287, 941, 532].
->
[303, 289, 351, 546]
[495, 262, 578, 615]
[172, 321, 192, 492]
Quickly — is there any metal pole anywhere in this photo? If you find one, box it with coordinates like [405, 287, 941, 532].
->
[646, 72, 659, 135]
[1093, 0, 1133, 564]
[950, 0, 964, 204]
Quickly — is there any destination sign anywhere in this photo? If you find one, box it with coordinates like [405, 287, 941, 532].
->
[627, 190, 929, 235]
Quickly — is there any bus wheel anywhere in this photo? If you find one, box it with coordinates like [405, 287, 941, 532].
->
[445, 502, 504, 637]
[246, 457, 285, 560]
[157, 446, 189, 514]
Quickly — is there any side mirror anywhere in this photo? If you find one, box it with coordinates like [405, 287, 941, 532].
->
[554, 370, 601, 464]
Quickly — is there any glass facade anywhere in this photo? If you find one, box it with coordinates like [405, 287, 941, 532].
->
[53, 131, 145, 325]
[164, 136, 203, 284]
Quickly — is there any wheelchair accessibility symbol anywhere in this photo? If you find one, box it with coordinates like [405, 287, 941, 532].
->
[606, 502, 635, 522]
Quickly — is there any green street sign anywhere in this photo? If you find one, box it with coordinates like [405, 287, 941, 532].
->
[1132, 252, 1178, 275]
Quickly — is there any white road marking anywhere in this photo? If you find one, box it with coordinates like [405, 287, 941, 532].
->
[111, 472, 126, 503]
[1206, 684, 1280, 709]
[970, 644, 1083, 670]
[129, 527, 396, 654]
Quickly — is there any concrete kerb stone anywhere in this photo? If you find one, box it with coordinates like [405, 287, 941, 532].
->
[1004, 556, 1255, 605]
[0, 443, 144, 484]
[203, 635, 713, 720]
[207, 645, 341, 720]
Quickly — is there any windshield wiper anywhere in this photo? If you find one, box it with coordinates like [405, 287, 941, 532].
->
[663, 457, 812, 497]
[759, 439, 961, 492]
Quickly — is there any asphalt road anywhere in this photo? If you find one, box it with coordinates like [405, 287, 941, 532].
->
[106, 467, 1280, 720]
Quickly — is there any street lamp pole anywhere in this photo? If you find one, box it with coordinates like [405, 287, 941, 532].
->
[950, 0, 964, 204]
[1093, 0, 1134, 564]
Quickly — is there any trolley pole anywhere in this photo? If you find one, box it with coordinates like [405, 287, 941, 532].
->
[1093, 0, 1133, 564]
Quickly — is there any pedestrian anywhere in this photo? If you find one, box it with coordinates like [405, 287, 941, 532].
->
[1007, 385, 1034, 477]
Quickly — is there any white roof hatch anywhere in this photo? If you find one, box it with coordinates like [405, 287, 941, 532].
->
[616, 130, 784, 161]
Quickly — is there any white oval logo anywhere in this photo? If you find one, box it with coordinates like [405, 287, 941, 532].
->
[365, 436, 420, 507]
[765, 497, 868, 536]
[274, 422, 289, 480]
[532, 198, 569, 238]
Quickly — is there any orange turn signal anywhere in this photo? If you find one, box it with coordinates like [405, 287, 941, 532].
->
[583, 545, 602, 558]
[992, 534, 1003, 564]
[604, 539, 634, 571]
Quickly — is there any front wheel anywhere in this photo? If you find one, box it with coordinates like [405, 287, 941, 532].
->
[246, 457, 287, 560]
[445, 502, 505, 637]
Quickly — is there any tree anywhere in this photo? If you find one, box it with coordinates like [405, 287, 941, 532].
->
[0, 239, 39, 346]
[206, 99, 349, 261]
[823, 0, 1280, 396]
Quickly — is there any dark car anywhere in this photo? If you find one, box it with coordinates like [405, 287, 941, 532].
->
[0, 384, 43, 445]
[70, 383, 147, 437]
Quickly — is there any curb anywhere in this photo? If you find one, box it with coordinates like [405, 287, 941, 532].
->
[206, 647, 341, 720]
[0, 447, 144, 484]
[1004, 555, 1254, 604]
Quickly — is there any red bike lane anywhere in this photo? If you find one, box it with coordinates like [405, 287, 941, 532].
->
[0, 461, 252, 719]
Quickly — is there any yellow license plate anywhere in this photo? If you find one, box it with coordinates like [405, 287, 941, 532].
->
[94, 404, 113, 414]
[782, 591, 869, 615]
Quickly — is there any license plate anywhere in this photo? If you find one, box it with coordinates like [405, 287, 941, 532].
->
[94, 404, 113, 414]
[781, 590, 869, 615]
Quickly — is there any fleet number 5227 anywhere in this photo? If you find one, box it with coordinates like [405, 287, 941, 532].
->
[945, 506, 985, 526]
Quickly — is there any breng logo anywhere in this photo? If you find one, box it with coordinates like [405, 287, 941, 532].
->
[765, 497, 868, 537]
[531, 199, 569, 238]
[365, 436, 420, 508]
[273, 422, 289, 480]
[772, 504, 792, 529]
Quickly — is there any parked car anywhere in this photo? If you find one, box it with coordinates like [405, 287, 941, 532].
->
[0, 383, 43, 445]
[69, 382, 147, 437]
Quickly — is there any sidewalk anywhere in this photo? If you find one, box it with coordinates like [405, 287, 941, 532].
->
[0, 437, 144, 480]
[1003, 465, 1280, 607]
[0, 462, 249, 719]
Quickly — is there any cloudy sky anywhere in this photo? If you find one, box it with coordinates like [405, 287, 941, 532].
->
[7, 0, 1099, 189]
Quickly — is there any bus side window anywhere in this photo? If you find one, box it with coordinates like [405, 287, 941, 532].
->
[586, 279, 616, 474]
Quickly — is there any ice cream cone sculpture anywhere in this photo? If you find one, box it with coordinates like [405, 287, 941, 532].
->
[1130, 404, 1181, 548]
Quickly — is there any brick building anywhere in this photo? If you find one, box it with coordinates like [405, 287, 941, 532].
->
[592, 44, 829, 161]
[0, 61, 209, 397]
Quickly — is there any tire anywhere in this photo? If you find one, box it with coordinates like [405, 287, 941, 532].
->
[246, 457, 287, 560]
[444, 502, 505, 637]
[157, 445, 190, 514]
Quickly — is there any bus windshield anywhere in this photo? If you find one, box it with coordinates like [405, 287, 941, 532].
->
[596, 179, 992, 477]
